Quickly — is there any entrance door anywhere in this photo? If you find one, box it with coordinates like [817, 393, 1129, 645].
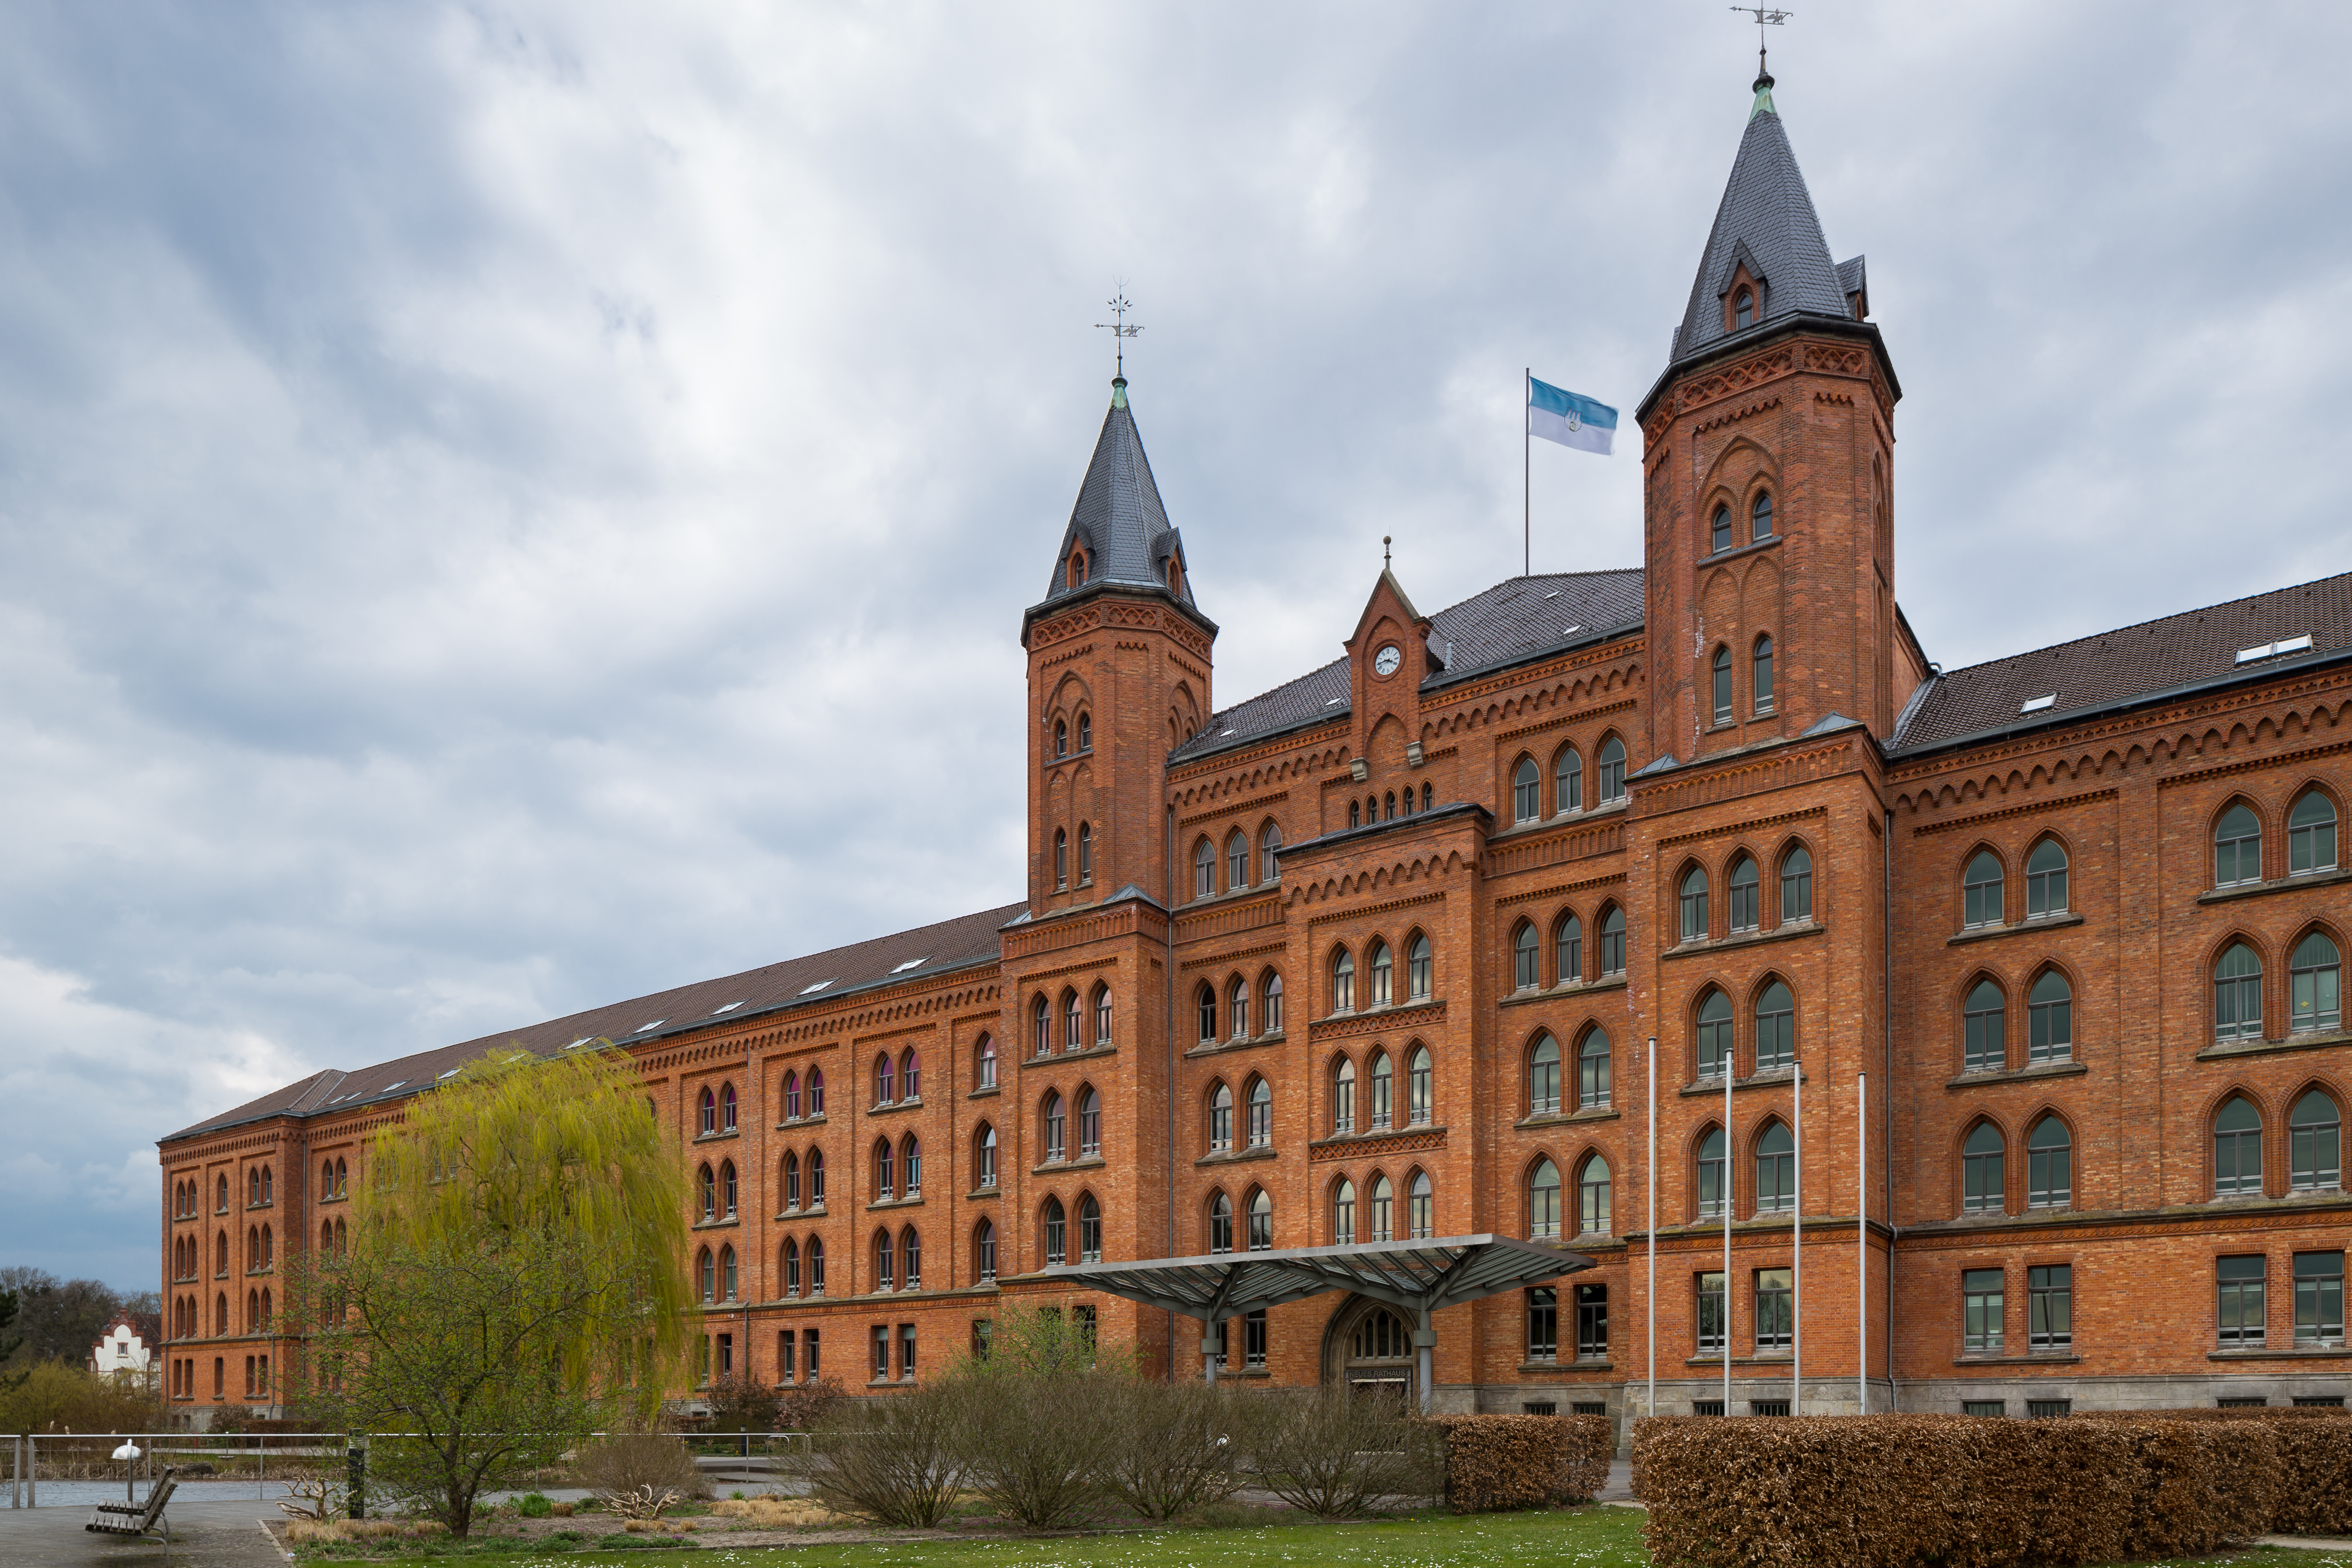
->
[1337, 1303, 1415, 1403]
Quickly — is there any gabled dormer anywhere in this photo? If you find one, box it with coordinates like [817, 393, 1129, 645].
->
[1338, 567, 1436, 825]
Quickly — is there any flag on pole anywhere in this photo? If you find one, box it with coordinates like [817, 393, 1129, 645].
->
[1528, 378, 1617, 455]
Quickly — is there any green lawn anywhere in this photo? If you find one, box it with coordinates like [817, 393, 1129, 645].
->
[284, 1506, 2352, 1568]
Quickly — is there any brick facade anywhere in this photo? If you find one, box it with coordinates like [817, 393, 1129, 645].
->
[159, 78, 2352, 1428]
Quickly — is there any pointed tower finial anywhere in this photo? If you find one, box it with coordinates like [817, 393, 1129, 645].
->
[1095, 293, 1143, 389]
[1383, 535, 1392, 569]
[1729, 6, 1789, 111]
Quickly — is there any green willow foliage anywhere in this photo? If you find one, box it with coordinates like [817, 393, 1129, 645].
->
[288, 1047, 693, 1534]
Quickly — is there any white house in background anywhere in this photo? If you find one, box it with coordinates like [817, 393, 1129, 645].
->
[88, 1315, 156, 1390]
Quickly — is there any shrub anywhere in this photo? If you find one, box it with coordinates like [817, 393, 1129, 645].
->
[1227, 1386, 1442, 1521]
[574, 1432, 712, 1502]
[954, 1369, 1113, 1527]
[703, 1374, 781, 1434]
[517, 1491, 553, 1518]
[1429, 1413, 1612, 1511]
[1096, 1379, 1240, 1522]
[795, 1382, 972, 1528]
[774, 1377, 851, 1433]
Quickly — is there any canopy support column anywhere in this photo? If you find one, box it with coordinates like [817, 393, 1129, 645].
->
[1202, 1321, 1221, 1385]
[1413, 1312, 1436, 1415]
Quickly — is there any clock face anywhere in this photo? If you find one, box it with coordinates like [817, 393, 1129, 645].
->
[1373, 644, 1402, 677]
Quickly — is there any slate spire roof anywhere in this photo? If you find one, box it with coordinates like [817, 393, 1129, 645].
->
[1037, 378, 1195, 611]
[1671, 74, 1863, 367]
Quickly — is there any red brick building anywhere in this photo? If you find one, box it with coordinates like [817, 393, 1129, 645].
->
[160, 72, 2352, 1428]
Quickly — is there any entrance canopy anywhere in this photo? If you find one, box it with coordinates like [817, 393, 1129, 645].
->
[1039, 1234, 1593, 1409]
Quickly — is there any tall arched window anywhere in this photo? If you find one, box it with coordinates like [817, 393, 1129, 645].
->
[1579, 1027, 1612, 1109]
[1369, 1049, 1394, 1131]
[1193, 837, 1215, 900]
[1755, 1123, 1793, 1212]
[697, 1164, 715, 1222]
[1332, 1056, 1356, 1134]
[2026, 1117, 2071, 1209]
[2216, 804, 2262, 887]
[807, 1148, 826, 1205]
[1962, 1123, 2005, 1214]
[1556, 746, 1583, 813]
[1598, 737, 1627, 803]
[1052, 989, 1075, 1050]
[719, 1244, 738, 1301]
[902, 1135, 922, 1195]
[1349, 800, 1361, 829]
[2028, 972, 2073, 1062]
[1332, 949, 1355, 1013]
[1512, 757, 1541, 822]
[697, 1247, 715, 1303]
[698, 1088, 717, 1136]
[2293, 1091, 2342, 1192]
[975, 1124, 997, 1189]
[1247, 1189, 1274, 1251]
[1042, 1093, 1066, 1163]
[1078, 1197, 1101, 1263]
[1556, 913, 1583, 984]
[2026, 840, 2069, 917]
[807, 1236, 825, 1295]
[1369, 1174, 1394, 1242]
[1408, 1171, 1434, 1239]
[1754, 982, 1795, 1070]
[2216, 944, 2265, 1040]
[783, 1151, 801, 1210]
[2215, 1096, 2264, 1196]
[1753, 635, 1775, 711]
[902, 1225, 922, 1287]
[1529, 1034, 1561, 1115]
[1524, 1152, 1561, 1241]
[1780, 845, 1813, 923]
[1710, 647, 1733, 725]
[1032, 995, 1051, 1057]
[2292, 934, 2342, 1034]
[720, 1160, 738, 1218]
[1698, 990, 1734, 1079]
[1246, 1079, 1272, 1148]
[1368, 941, 1393, 1006]
[875, 1054, 895, 1105]
[783, 1070, 803, 1120]
[975, 1219, 997, 1283]
[1053, 828, 1068, 890]
[1711, 504, 1733, 553]
[1227, 830, 1249, 890]
[807, 1069, 825, 1117]
[1209, 1192, 1235, 1254]
[1208, 1083, 1233, 1153]
[874, 1138, 896, 1199]
[1679, 866, 1710, 943]
[1229, 977, 1250, 1039]
[1964, 980, 2006, 1072]
[1196, 981, 1217, 1042]
[1752, 490, 1774, 540]
[1042, 1198, 1066, 1266]
[1332, 1179, 1357, 1245]
[902, 1049, 921, 1099]
[1053, 718, 1068, 757]
[1600, 906, 1628, 976]
[2292, 791, 2340, 875]
[1407, 1045, 1433, 1126]
[1077, 822, 1093, 884]
[1728, 856, 1760, 932]
[1077, 711, 1090, 750]
[1578, 1154, 1611, 1237]
[1513, 921, 1540, 991]
[1407, 935, 1432, 1000]
[1696, 1128, 1727, 1220]
[1963, 851, 2005, 928]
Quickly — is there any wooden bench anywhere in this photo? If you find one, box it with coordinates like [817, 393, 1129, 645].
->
[87, 1467, 176, 1543]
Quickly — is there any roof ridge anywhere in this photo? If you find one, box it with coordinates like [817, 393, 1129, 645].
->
[1929, 570, 2352, 682]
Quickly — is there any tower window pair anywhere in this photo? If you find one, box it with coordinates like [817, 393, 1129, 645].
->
[1710, 491, 1774, 555]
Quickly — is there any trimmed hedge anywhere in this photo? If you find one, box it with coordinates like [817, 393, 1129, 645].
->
[2115, 1407, 2352, 1536]
[1634, 1414, 2293, 1568]
[1431, 1414, 1612, 1512]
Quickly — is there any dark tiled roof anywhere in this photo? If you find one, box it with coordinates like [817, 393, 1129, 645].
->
[160, 900, 1027, 1145]
[1171, 569, 1645, 764]
[1671, 87, 1853, 366]
[1034, 382, 1195, 612]
[1892, 572, 2352, 752]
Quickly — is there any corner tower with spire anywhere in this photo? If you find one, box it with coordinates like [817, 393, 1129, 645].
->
[1635, 70, 1919, 761]
[1020, 377, 1218, 916]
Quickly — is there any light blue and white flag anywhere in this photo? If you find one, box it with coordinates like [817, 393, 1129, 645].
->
[1528, 377, 1617, 455]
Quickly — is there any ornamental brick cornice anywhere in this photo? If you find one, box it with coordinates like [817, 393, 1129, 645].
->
[1303, 889, 1447, 927]
[1652, 803, 1827, 853]
[1181, 940, 1287, 973]
[2154, 730, 2352, 791]
[1909, 787, 2120, 838]
[1178, 790, 1289, 829]
[1495, 869, 1628, 908]
[1484, 819, 1625, 879]
[1307, 1125, 1447, 1163]
[1632, 736, 1872, 819]
[1306, 999, 1445, 1042]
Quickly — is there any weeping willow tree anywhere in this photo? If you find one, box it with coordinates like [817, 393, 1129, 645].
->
[287, 1045, 692, 1536]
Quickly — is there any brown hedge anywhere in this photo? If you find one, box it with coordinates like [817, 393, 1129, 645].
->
[1633, 1414, 2286, 1568]
[1430, 1413, 1612, 1512]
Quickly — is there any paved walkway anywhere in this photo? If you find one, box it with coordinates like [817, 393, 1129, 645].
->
[0, 1496, 287, 1567]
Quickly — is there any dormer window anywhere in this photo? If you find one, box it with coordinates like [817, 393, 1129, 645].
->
[1734, 289, 1754, 328]
[1167, 558, 1182, 593]
[1067, 549, 1088, 588]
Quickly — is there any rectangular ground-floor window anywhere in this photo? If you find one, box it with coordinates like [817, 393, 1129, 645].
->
[971, 1320, 993, 1360]
[1522, 1400, 1557, 1415]
[1577, 1283, 1608, 1359]
[695, 1338, 710, 1387]
[1245, 1308, 1267, 1370]
[716, 1333, 733, 1378]
[870, 1325, 889, 1381]
[1963, 1400, 2004, 1417]
[1754, 1269, 1792, 1352]
[2027, 1265, 2072, 1352]
[898, 1323, 917, 1380]
[803, 1329, 820, 1382]
[1526, 1287, 1557, 1362]
[2297, 1251, 2345, 1343]
[2296, 1395, 2346, 1407]
[1750, 1399, 1790, 1417]
[777, 1330, 795, 1382]
[1963, 1268, 2004, 1353]
[1571, 1401, 1608, 1416]
[1691, 1399, 1725, 1417]
[213, 1358, 223, 1398]
[1696, 1272, 1726, 1355]
[2218, 1256, 2267, 1346]
[2217, 1397, 2267, 1408]
[1076, 1303, 1099, 1349]
[2026, 1398, 2072, 1419]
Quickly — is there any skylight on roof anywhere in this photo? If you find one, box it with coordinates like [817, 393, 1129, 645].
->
[890, 957, 928, 973]
[2020, 694, 2057, 714]
[1543, 590, 1561, 599]
[799, 980, 834, 996]
[2237, 635, 2314, 664]
[1324, 697, 1343, 706]
[636, 1021, 665, 1033]
[1563, 625, 1581, 636]
[711, 1001, 744, 1014]
[568, 1037, 592, 1049]
[381, 1081, 405, 1092]
[439, 1068, 462, 1078]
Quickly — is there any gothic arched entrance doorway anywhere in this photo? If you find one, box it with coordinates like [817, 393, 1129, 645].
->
[1323, 1295, 1418, 1402]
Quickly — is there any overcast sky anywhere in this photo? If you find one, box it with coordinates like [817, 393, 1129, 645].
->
[3, 2, 2348, 1292]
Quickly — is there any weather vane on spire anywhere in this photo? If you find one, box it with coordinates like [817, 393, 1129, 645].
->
[1730, 5, 1791, 80]
[1095, 294, 1143, 381]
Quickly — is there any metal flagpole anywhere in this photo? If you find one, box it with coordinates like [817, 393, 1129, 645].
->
[1793, 1057, 1802, 1415]
[1858, 1071, 1868, 1416]
[1646, 1035, 1657, 1421]
[1724, 1042, 1733, 1418]
[1523, 368, 1532, 577]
